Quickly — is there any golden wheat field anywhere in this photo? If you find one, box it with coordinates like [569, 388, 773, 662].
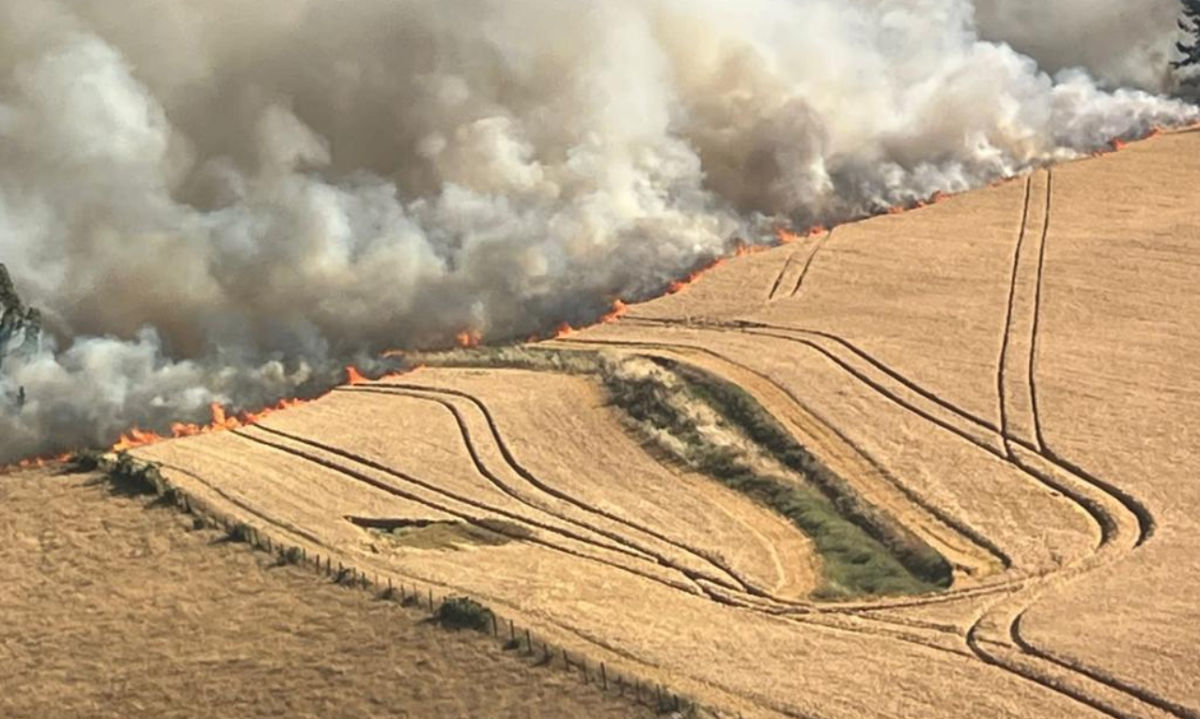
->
[65, 129, 1199, 718]
[0, 468, 664, 719]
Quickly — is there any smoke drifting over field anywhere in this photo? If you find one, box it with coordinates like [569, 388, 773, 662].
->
[0, 0, 1196, 461]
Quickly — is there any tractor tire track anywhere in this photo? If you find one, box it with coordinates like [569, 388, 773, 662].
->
[721, 321, 1154, 548]
[365, 381, 776, 598]
[1011, 611, 1200, 719]
[989, 171, 1182, 717]
[958, 169, 1177, 719]
[328, 387, 758, 595]
[767, 251, 799, 301]
[249, 422, 660, 568]
[1028, 169, 1053, 453]
[240, 408, 993, 681]
[554, 335, 1017, 592]
[566, 326, 1172, 716]
[791, 230, 832, 298]
[628, 320, 1137, 552]
[996, 175, 1036, 455]
[228, 426, 730, 602]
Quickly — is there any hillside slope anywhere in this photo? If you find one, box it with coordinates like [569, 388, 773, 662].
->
[129, 130, 1200, 718]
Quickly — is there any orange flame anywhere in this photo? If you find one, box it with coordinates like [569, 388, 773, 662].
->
[601, 299, 628, 324]
[776, 225, 827, 245]
[667, 257, 727, 295]
[553, 322, 575, 339]
[455, 329, 483, 348]
[0, 452, 73, 474]
[776, 229, 801, 244]
[107, 366, 380, 454]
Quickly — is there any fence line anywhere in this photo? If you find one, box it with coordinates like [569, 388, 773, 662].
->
[116, 455, 698, 717]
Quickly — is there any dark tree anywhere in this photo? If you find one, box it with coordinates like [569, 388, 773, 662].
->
[0, 263, 41, 357]
[1175, 0, 1200, 71]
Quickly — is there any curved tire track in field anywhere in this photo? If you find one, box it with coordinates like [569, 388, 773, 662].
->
[364, 381, 783, 598]
[1011, 611, 1200, 719]
[235, 393, 999, 709]
[554, 336, 1159, 719]
[960, 168, 1173, 719]
[790, 229, 832, 298]
[983, 170, 1186, 718]
[330, 386, 760, 596]
[557, 334, 1013, 581]
[758, 168, 1167, 717]
[229, 425, 729, 601]
[249, 422, 661, 568]
[341, 381, 1012, 663]
[572, 169, 1174, 714]
[614, 323, 1173, 717]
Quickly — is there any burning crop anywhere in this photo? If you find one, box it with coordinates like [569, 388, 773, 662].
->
[0, 0, 1196, 464]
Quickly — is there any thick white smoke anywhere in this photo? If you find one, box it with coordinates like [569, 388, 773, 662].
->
[1, 0, 1196, 462]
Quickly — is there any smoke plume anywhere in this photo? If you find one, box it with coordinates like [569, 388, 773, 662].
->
[1, 0, 1196, 462]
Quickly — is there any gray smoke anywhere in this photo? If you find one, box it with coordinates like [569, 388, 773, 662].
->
[1, 0, 1196, 462]
[975, 0, 1186, 92]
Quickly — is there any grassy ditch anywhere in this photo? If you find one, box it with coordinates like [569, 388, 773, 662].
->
[416, 346, 950, 599]
[666, 360, 952, 589]
[602, 358, 948, 599]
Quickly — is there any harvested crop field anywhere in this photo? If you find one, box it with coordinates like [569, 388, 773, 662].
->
[111, 130, 1200, 718]
[0, 468, 659, 719]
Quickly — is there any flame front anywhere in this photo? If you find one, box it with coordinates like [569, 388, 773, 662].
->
[108, 367, 374, 454]
[455, 329, 483, 348]
[668, 257, 727, 294]
[601, 299, 628, 324]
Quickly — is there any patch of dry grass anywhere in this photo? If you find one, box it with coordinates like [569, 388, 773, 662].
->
[0, 469, 659, 719]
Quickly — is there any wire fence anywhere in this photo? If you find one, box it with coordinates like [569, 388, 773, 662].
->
[124, 457, 699, 717]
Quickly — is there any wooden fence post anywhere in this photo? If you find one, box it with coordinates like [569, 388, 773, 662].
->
[524, 629, 532, 655]
[600, 662, 607, 691]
